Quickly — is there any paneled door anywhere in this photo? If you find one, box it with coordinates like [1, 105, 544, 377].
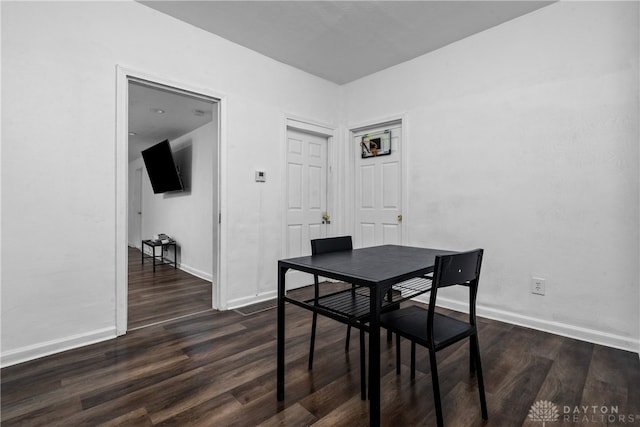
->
[286, 128, 329, 289]
[354, 123, 403, 248]
[131, 167, 143, 248]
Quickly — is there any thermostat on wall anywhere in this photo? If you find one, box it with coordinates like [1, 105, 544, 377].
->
[255, 170, 266, 182]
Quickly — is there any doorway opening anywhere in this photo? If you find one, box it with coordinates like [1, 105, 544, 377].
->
[117, 71, 221, 332]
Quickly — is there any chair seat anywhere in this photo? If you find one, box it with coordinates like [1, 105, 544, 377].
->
[380, 305, 474, 350]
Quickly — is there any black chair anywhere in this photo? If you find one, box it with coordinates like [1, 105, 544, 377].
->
[380, 249, 488, 427]
[308, 236, 354, 365]
[310, 236, 392, 347]
[307, 236, 367, 399]
[307, 236, 406, 400]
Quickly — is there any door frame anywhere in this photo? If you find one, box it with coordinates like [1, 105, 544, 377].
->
[347, 114, 409, 247]
[281, 116, 338, 260]
[115, 65, 227, 335]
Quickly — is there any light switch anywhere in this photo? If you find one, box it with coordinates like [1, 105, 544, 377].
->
[255, 170, 266, 182]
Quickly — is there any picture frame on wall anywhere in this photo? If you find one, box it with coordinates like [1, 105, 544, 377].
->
[361, 130, 391, 158]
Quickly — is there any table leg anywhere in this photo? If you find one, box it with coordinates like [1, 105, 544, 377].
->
[277, 264, 287, 401]
[369, 285, 383, 427]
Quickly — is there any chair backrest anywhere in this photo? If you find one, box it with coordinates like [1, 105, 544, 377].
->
[428, 249, 484, 334]
[311, 236, 353, 255]
[434, 249, 483, 289]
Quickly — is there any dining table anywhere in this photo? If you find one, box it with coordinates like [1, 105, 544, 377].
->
[276, 244, 458, 426]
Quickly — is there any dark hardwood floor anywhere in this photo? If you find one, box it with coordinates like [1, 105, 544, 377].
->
[2, 282, 639, 426]
[128, 246, 212, 330]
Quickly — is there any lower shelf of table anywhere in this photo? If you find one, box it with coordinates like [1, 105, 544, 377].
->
[284, 276, 433, 327]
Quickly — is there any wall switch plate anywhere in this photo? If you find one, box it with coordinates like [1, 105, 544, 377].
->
[255, 170, 266, 182]
[531, 277, 546, 295]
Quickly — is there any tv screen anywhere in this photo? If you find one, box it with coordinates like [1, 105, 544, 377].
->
[141, 140, 184, 194]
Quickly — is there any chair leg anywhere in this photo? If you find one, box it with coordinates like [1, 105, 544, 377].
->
[395, 333, 402, 375]
[347, 283, 356, 351]
[429, 351, 444, 427]
[308, 312, 317, 370]
[360, 329, 366, 400]
[470, 338, 476, 373]
[410, 342, 416, 379]
[345, 325, 351, 352]
[471, 334, 488, 420]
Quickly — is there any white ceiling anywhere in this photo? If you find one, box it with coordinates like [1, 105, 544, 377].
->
[128, 81, 215, 160]
[130, 1, 553, 160]
[139, 1, 554, 85]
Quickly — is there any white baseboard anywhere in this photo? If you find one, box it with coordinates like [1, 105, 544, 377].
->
[142, 251, 212, 282]
[227, 291, 277, 310]
[415, 295, 640, 354]
[135, 246, 212, 282]
[1, 327, 116, 368]
[178, 262, 213, 282]
[4, 294, 635, 368]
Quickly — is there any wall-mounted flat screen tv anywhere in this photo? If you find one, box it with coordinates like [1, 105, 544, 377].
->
[141, 139, 184, 194]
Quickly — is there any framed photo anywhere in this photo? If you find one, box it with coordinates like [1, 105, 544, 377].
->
[361, 130, 391, 158]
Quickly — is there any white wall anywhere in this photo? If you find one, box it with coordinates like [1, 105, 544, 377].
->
[1, 1, 338, 366]
[129, 120, 217, 280]
[2, 0, 638, 366]
[343, 1, 639, 351]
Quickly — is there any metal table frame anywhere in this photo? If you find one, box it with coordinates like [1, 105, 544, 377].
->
[141, 239, 177, 272]
[276, 244, 457, 426]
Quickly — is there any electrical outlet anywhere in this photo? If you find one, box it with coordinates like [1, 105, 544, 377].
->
[531, 277, 546, 296]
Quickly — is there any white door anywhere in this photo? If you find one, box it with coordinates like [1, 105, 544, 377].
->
[354, 123, 403, 248]
[132, 167, 143, 248]
[286, 128, 329, 289]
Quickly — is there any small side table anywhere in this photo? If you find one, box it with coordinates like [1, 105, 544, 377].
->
[141, 239, 177, 272]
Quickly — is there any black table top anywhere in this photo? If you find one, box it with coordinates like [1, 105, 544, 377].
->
[279, 244, 457, 287]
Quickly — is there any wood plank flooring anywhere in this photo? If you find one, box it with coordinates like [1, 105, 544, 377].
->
[128, 246, 212, 330]
[2, 282, 639, 426]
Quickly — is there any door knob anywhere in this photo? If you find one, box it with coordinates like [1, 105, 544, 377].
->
[322, 213, 330, 224]
[397, 214, 403, 222]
